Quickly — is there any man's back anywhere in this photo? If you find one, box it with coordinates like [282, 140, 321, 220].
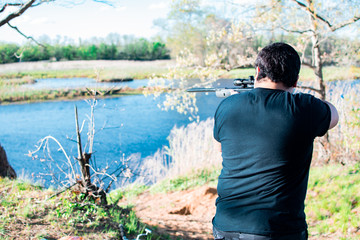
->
[213, 88, 331, 235]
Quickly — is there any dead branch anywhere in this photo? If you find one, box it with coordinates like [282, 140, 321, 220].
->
[301, 61, 315, 69]
[28, 135, 76, 180]
[7, 22, 46, 47]
[0, 0, 36, 27]
[0, 3, 23, 13]
[297, 85, 322, 94]
[280, 26, 313, 34]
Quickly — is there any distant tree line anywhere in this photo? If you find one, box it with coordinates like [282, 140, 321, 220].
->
[0, 37, 171, 64]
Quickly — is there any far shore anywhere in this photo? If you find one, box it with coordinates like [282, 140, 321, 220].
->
[1, 60, 359, 105]
[0, 59, 176, 74]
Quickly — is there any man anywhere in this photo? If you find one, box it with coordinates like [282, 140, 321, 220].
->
[212, 42, 338, 240]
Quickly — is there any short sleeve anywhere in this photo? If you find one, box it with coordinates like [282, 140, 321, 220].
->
[309, 96, 331, 137]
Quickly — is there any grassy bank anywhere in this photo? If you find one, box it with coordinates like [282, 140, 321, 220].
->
[2, 163, 358, 239]
[0, 86, 166, 105]
[0, 177, 162, 240]
[0, 60, 174, 104]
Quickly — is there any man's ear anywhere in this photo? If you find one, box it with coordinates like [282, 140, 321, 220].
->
[255, 66, 260, 81]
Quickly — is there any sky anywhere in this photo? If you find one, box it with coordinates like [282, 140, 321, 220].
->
[0, 0, 171, 44]
[1, 0, 358, 45]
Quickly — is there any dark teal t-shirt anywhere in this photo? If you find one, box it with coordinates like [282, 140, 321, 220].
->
[213, 88, 331, 235]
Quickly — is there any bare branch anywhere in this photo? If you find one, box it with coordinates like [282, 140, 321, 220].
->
[28, 135, 77, 180]
[280, 26, 313, 34]
[329, 16, 360, 32]
[7, 22, 46, 47]
[291, 0, 360, 31]
[0, 0, 36, 27]
[0, 3, 23, 13]
[301, 62, 315, 69]
[297, 85, 322, 94]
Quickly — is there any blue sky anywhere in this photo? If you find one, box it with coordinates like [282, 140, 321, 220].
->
[0, 0, 171, 44]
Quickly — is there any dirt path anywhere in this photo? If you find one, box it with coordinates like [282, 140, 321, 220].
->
[125, 185, 217, 240]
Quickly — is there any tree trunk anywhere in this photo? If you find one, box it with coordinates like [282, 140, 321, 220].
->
[0, 144, 17, 179]
[74, 106, 107, 205]
[308, 0, 330, 162]
[75, 106, 92, 186]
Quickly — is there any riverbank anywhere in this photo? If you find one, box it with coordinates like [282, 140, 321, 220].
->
[1, 163, 359, 239]
[0, 60, 175, 104]
[0, 86, 167, 105]
[1, 60, 360, 104]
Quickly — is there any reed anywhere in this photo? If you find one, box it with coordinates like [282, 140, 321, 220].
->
[134, 118, 221, 186]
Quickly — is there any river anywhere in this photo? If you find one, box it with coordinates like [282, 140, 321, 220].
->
[1, 78, 224, 186]
[1, 77, 358, 187]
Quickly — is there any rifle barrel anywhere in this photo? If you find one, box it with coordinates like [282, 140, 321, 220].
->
[186, 88, 217, 92]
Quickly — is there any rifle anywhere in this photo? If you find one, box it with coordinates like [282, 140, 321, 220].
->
[186, 76, 255, 98]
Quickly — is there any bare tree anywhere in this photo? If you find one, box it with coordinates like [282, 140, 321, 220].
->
[251, 0, 360, 100]
[28, 98, 132, 205]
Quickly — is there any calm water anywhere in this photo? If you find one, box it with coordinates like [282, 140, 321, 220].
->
[0, 88, 222, 185]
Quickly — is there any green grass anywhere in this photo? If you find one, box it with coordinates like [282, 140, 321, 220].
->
[306, 163, 360, 239]
[0, 177, 160, 240]
[149, 167, 220, 194]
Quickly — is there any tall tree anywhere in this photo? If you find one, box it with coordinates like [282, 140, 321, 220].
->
[251, 0, 360, 100]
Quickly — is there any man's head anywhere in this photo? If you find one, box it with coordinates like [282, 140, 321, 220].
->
[254, 42, 301, 88]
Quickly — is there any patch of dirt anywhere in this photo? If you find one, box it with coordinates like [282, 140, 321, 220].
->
[128, 185, 218, 240]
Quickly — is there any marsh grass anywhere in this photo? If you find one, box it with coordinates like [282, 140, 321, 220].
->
[315, 79, 360, 163]
[130, 118, 222, 187]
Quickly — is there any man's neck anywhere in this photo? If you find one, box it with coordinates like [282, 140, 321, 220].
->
[254, 78, 294, 93]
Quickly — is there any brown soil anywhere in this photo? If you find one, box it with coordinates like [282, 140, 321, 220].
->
[125, 185, 218, 240]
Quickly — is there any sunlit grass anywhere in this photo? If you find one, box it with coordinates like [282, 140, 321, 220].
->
[306, 164, 360, 239]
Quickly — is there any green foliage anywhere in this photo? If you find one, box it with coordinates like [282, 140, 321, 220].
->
[0, 37, 170, 63]
[0, 43, 19, 64]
